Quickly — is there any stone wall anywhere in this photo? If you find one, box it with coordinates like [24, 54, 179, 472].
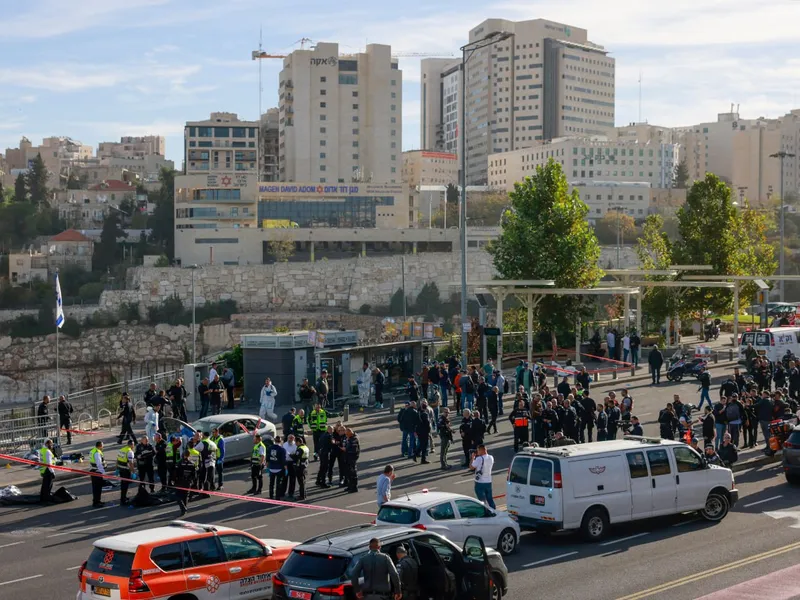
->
[0, 304, 104, 324]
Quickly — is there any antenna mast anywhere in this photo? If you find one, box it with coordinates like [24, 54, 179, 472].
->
[638, 69, 642, 123]
[258, 26, 263, 119]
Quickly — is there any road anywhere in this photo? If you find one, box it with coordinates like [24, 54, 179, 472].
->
[0, 363, 797, 600]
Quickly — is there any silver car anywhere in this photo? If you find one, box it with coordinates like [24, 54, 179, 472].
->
[161, 413, 277, 461]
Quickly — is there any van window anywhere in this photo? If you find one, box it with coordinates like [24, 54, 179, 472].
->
[626, 452, 649, 478]
[755, 333, 770, 346]
[508, 457, 531, 484]
[529, 458, 553, 487]
[673, 447, 704, 472]
[646, 449, 672, 476]
[741, 332, 754, 346]
[150, 543, 186, 572]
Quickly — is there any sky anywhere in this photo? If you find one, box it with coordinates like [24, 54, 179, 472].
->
[2, 0, 800, 165]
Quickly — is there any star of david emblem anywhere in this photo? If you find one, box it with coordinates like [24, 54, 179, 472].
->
[207, 575, 221, 593]
[220, 175, 232, 187]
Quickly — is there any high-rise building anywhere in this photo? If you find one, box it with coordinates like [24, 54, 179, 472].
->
[278, 42, 402, 184]
[97, 135, 165, 160]
[260, 108, 280, 182]
[421, 18, 615, 185]
[420, 58, 460, 153]
[183, 112, 259, 176]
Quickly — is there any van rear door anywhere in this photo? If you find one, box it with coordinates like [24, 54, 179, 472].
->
[506, 455, 562, 528]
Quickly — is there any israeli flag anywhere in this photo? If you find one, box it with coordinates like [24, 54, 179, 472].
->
[55, 273, 64, 329]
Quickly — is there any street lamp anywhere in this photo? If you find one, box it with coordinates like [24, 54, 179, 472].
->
[186, 264, 199, 363]
[610, 206, 624, 268]
[459, 29, 513, 361]
[770, 150, 796, 301]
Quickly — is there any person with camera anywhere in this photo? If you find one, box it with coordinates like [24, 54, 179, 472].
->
[470, 444, 496, 509]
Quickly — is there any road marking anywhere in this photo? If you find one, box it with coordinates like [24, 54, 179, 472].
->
[149, 508, 179, 517]
[764, 510, 800, 528]
[600, 532, 649, 546]
[637, 412, 652, 417]
[286, 511, 330, 522]
[242, 524, 270, 532]
[672, 517, 701, 527]
[46, 524, 108, 538]
[523, 551, 578, 567]
[347, 499, 379, 508]
[0, 542, 24, 549]
[0, 575, 43, 587]
[694, 562, 800, 599]
[615, 540, 800, 600]
[80, 505, 114, 514]
[65, 566, 82, 571]
[743, 495, 783, 508]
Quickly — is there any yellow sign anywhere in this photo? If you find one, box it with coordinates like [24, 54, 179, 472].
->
[413, 323, 423, 337]
[402, 322, 411, 336]
[262, 219, 299, 228]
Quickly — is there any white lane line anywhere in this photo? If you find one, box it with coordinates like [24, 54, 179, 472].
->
[599, 532, 650, 546]
[744, 495, 783, 508]
[286, 511, 330, 522]
[672, 517, 701, 528]
[347, 500, 379, 508]
[46, 524, 107, 539]
[637, 412, 652, 417]
[65, 566, 82, 571]
[80, 505, 114, 514]
[523, 551, 579, 567]
[0, 575, 43, 587]
[0, 542, 24, 549]
[149, 508, 179, 517]
[242, 524, 270, 532]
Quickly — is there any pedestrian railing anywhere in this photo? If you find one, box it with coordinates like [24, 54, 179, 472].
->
[0, 414, 59, 457]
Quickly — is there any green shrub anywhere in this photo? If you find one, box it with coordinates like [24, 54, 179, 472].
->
[78, 282, 105, 303]
[61, 317, 81, 338]
[85, 310, 119, 329]
[7, 315, 47, 338]
[119, 302, 140, 322]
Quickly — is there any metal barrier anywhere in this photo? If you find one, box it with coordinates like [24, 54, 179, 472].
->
[0, 414, 59, 456]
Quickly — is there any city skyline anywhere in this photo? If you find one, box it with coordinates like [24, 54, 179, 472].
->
[1, 0, 800, 166]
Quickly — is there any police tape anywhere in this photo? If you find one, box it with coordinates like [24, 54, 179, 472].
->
[63, 428, 104, 435]
[581, 352, 633, 367]
[0, 452, 376, 517]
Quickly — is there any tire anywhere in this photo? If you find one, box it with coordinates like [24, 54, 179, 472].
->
[700, 491, 730, 522]
[491, 575, 503, 600]
[673, 371, 684, 382]
[580, 507, 609, 542]
[497, 528, 517, 556]
[785, 472, 800, 485]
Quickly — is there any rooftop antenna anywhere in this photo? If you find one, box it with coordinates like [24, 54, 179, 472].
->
[638, 69, 642, 124]
[258, 25, 263, 119]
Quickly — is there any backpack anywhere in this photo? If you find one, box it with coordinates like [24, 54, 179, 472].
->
[725, 402, 741, 422]
[503, 378, 509, 394]
[463, 377, 475, 394]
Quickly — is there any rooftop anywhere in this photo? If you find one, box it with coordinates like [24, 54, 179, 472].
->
[87, 179, 135, 192]
[50, 229, 91, 243]
[94, 523, 236, 553]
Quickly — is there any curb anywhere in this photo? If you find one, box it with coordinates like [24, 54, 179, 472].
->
[591, 359, 740, 388]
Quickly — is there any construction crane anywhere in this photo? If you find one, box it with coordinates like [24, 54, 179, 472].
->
[251, 37, 314, 61]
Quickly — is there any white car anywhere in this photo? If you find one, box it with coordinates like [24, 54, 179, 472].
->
[375, 491, 521, 555]
[160, 413, 277, 461]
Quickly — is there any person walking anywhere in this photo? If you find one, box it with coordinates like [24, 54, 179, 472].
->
[437, 409, 453, 470]
[144, 406, 158, 442]
[622, 332, 631, 363]
[174, 449, 197, 517]
[374, 367, 386, 409]
[396, 545, 419, 600]
[57, 395, 74, 445]
[197, 377, 210, 419]
[116, 393, 136, 445]
[248, 434, 267, 495]
[37, 395, 51, 440]
[309, 402, 328, 460]
[630, 331, 641, 367]
[135, 436, 156, 493]
[648, 345, 664, 385]
[196, 432, 218, 492]
[413, 407, 431, 464]
[294, 436, 310, 501]
[358, 362, 372, 408]
[697, 367, 713, 411]
[116, 438, 136, 506]
[350, 538, 401, 600]
[39, 438, 56, 503]
[210, 427, 225, 490]
[459, 409, 473, 467]
[470, 444, 496, 509]
[266, 436, 286, 499]
[606, 329, 616, 361]
[283, 434, 298, 499]
[154, 433, 168, 493]
[88, 441, 106, 507]
[377, 464, 394, 508]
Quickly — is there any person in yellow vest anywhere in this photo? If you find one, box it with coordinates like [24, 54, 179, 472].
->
[249, 434, 267, 495]
[116, 440, 136, 506]
[39, 438, 56, 503]
[89, 441, 106, 508]
[187, 440, 202, 497]
[309, 403, 328, 461]
[166, 437, 181, 487]
[294, 437, 311, 501]
[210, 427, 225, 491]
[196, 431, 218, 492]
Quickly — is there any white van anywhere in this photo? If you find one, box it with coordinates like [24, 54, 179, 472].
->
[739, 327, 800, 364]
[505, 437, 738, 542]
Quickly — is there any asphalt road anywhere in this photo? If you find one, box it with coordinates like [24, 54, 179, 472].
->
[0, 363, 797, 600]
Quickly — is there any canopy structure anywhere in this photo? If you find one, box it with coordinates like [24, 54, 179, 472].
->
[602, 269, 679, 335]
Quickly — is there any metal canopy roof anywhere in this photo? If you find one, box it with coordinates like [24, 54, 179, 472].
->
[630, 280, 735, 289]
[467, 280, 556, 287]
[682, 274, 800, 282]
[604, 269, 678, 277]
[668, 265, 714, 271]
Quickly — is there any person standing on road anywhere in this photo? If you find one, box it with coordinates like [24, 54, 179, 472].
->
[196, 431, 218, 492]
[154, 433, 168, 493]
[606, 398, 621, 440]
[576, 367, 591, 394]
[358, 363, 373, 408]
[400, 401, 419, 459]
[697, 367, 713, 411]
[414, 406, 432, 464]
[57, 395, 74, 445]
[309, 402, 328, 461]
[267, 435, 286, 499]
[197, 377, 210, 419]
[658, 403, 678, 441]
[89, 441, 106, 507]
[755, 392, 775, 453]
[595, 403, 609, 441]
[144, 406, 158, 441]
[376, 464, 394, 508]
[622, 332, 631, 363]
[174, 449, 196, 517]
[168, 379, 187, 421]
[374, 367, 386, 409]
[437, 409, 453, 470]
[725, 394, 745, 447]
[316, 370, 330, 409]
[208, 374, 223, 415]
[629, 415, 643, 436]
[248, 433, 267, 495]
[712, 397, 729, 451]
[210, 427, 225, 490]
[718, 432, 739, 467]
[135, 435, 156, 494]
[281, 407, 296, 439]
[470, 445, 496, 509]
[259, 377, 278, 421]
[395, 545, 419, 600]
[293, 436, 310, 501]
[283, 434, 298, 499]
[579, 392, 596, 443]
[37, 395, 52, 440]
[350, 538, 401, 600]
[345, 428, 361, 493]
[221, 367, 236, 410]
[166, 436, 180, 487]
[316, 426, 333, 488]
[700, 406, 715, 447]
[606, 329, 616, 361]
[459, 409, 473, 467]
[630, 331, 641, 367]
[509, 400, 531, 452]
[649, 346, 664, 385]
[39, 438, 56, 503]
[116, 438, 136, 505]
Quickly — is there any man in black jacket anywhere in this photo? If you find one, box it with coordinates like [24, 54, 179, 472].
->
[316, 426, 333, 487]
[720, 375, 739, 399]
[116, 394, 136, 445]
[556, 376, 572, 398]
[576, 367, 591, 393]
[400, 401, 420, 459]
[509, 400, 531, 452]
[648, 346, 664, 384]
[579, 393, 597, 443]
[135, 436, 156, 493]
[37, 395, 51, 440]
[57, 395, 74, 445]
[789, 361, 800, 402]
[469, 411, 486, 450]
[459, 410, 473, 467]
[168, 380, 187, 421]
[700, 406, 715, 446]
[344, 428, 360, 493]
[414, 410, 432, 464]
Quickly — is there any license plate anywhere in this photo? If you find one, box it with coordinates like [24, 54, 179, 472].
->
[534, 495, 545, 506]
[93, 587, 111, 597]
[289, 591, 312, 600]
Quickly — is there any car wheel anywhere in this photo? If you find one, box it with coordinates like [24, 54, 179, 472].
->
[580, 507, 609, 542]
[785, 472, 800, 485]
[497, 528, 517, 555]
[700, 491, 729, 522]
[491, 575, 503, 600]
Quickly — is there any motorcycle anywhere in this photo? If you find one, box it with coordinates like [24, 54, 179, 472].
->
[666, 354, 708, 382]
[704, 319, 721, 342]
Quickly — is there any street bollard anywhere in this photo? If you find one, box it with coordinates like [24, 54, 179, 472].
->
[729, 349, 734, 361]
[593, 372, 599, 382]
[343, 403, 350, 422]
[390, 395, 395, 414]
[714, 352, 719, 364]
[612, 370, 618, 380]
[630, 366, 635, 377]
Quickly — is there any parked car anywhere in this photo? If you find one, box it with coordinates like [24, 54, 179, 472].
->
[506, 437, 738, 542]
[273, 524, 508, 600]
[375, 491, 520, 555]
[160, 414, 276, 461]
[76, 520, 296, 599]
[781, 425, 800, 485]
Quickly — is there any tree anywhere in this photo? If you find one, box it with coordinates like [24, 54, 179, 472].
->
[738, 203, 777, 301]
[389, 288, 406, 317]
[266, 230, 295, 263]
[446, 183, 459, 205]
[14, 173, 27, 203]
[635, 214, 678, 326]
[414, 282, 442, 317]
[673, 159, 690, 189]
[94, 210, 127, 271]
[594, 211, 637, 246]
[149, 167, 176, 260]
[26, 154, 49, 208]
[488, 159, 602, 351]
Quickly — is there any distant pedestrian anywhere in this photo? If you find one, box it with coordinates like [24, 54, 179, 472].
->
[222, 367, 236, 410]
[350, 538, 401, 600]
[37, 395, 51, 440]
[89, 441, 106, 507]
[630, 331, 641, 367]
[374, 367, 386, 409]
[116, 393, 136, 445]
[197, 377, 210, 419]
[345, 428, 361, 493]
[144, 406, 158, 441]
[39, 438, 56, 503]
[57, 395, 74, 445]
[470, 444, 496, 509]
[209, 374, 223, 415]
[606, 329, 616, 361]
[174, 449, 196, 517]
[135, 435, 156, 493]
[260, 377, 277, 421]
[396, 545, 420, 600]
[437, 408, 454, 470]
[697, 367, 712, 411]
[623, 332, 631, 363]
[649, 345, 664, 385]
[377, 464, 395, 508]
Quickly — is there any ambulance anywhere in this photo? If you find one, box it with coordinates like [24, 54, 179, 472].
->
[739, 327, 800, 364]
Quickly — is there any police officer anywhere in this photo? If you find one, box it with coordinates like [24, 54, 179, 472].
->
[165, 436, 180, 487]
[186, 440, 201, 495]
[509, 400, 531, 452]
[395, 545, 419, 600]
[210, 427, 225, 490]
[267, 436, 287, 500]
[154, 433, 168, 493]
[135, 435, 156, 493]
[89, 441, 106, 507]
[117, 438, 136, 505]
[196, 431, 218, 492]
[316, 425, 333, 488]
[39, 438, 56, 503]
[345, 428, 360, 493]
[249, 434, 267, 495]
[351, 538, 401, 600]
[309, 403, 328, 460]
[174, 449, 197, 517]
[292, 410, 306, 439]
[294, 436, 310, 501]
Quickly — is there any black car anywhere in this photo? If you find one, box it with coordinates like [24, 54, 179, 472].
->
[782, 426, 800, 485]
[272, 524, 509, 600]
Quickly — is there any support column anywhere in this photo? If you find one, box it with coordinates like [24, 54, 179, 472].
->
[309, 241, 315, 263]
[527, 299, 534, 366]
[412, 241, 418, 255]
[665, 316, 671, 346]
[623, 293, 630, 332]
[636, 287, 643, 335]
[575, 318, 581, 364]
[496, 293, 504, 371]
[733, 281, 740, 347]
[361, 242, 366, 258]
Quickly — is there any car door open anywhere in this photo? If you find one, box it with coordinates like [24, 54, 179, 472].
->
[462, 536, 493, 600]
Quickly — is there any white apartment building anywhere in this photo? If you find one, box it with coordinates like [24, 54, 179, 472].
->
[402, 150, 458, 225]
[488, 136, 679, 190]
[260, 108, 280, 182]
[616, 122, 677, 145]
[97, 136, 165, 159]
[278, 42, 402, 184]
[184, 112, 259, 176]
[421, 18, 615, 186]
[420, 58, 460, 154]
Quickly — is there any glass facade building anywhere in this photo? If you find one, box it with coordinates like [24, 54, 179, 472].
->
[257, 196, 394, 228]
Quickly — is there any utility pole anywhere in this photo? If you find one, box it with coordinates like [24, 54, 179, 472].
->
[771, 151, 796, 301]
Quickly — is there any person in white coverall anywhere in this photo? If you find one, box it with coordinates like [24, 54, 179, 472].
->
[357, 363, 372, 407]
[260, 377, 278, 421]
[144, 406, 158, 441]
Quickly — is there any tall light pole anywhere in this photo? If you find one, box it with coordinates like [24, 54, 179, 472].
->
[459, 29, 513, 361]
[187, 264, 199, 363]
[771, 151, 796, 301]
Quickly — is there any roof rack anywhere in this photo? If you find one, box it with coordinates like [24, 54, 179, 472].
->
[169, 520, 219, 533]
[623, 435, 664, 444]
[520, 446, 572, 456]
[301, 523, 375, 545]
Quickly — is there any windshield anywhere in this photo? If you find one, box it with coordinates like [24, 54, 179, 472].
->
[280, 550, 350, 580]
[190, 419, 217, 434]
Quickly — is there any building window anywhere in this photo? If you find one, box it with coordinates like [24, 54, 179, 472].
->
[320, 140, 326, 146]
[214, 127, 229, 137]
[320, 165, 326, 171]
[339, 74, 357, 85]
[320, 101, 326, 108]
[352, 154, 359, 159]
[320, 115, 327, 121]
[320, 76, 327, 82]
[391, 167, 396, 173]
[391, 79, 396, 86]
[391, 117, 396, 123]
[352, 141, 359, 147]
[232, 127, 246, 138]
[391, 104, 396, 111]
[391, 92, 396, 98]
[352, 104, 359, 110]
[390, 155, 396, 161]
[353, 91, 358, 97]
[338, 59, 358, 71]
[320, 89, 327, 96]
[198, 127, 213, 137]
[391, 130, 396, 136]
[353, 116, 359, 122]
[353, 128, 359, 135]
[320, 127, 326, 133]
[320, 152, 326, 159]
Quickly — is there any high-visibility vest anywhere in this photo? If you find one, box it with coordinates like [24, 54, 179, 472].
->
[39, 447, 53, 475]
[210, 435, 223, 459]
[165, 443, 174, 460]
[251, 442, 266, 465]
[89, 448, 104, 470]
[292, 415, 304, 430]
[200, 440, 217, 465]
[309, 409, 328, 431]
[514, 417, 529, 428]
[117, 446, 132, 469]
[297, 444, 310, 464]
[188, 448, 201, 468]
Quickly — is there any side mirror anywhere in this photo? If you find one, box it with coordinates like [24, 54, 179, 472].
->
[263, 545, 273, 557]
